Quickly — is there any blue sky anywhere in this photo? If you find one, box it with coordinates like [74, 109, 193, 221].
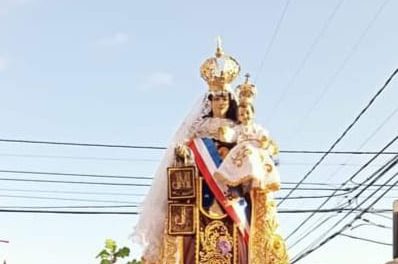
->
[0, 0, 397, 263]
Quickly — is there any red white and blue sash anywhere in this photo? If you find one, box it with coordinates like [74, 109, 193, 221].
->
[188, 137, 250, 242]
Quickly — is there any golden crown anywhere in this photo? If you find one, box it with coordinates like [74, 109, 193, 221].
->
[236, 73, 257, 98]
[235, 73, 257, 103]
[200, 37, 241, 92]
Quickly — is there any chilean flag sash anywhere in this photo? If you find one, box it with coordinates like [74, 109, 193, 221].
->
[188, 137, 250, 242]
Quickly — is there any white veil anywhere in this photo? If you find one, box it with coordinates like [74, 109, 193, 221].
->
[132, 92, 211, 262]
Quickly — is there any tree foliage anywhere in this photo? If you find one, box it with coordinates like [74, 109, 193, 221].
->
[96, 239, 142, 264]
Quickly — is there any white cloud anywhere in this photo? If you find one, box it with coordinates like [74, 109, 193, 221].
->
[139, 72, 174, 90]
[96, 32, 129, 47]
[0, 56, 8, 72]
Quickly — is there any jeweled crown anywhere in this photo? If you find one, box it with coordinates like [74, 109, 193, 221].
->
[236, 73, 256, 104]
[200, 37, 241, 92]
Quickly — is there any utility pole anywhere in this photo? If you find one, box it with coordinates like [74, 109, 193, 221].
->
[386, 200, 398, 264]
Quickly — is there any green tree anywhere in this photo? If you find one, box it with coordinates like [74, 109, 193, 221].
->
[96, 239, 142, 264]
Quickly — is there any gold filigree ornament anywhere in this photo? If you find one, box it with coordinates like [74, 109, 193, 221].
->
[231, 145, 253, 168]
[199, 220, 233, 264]
[265, 233, 289, 264]
[200, 37, 241, 93]
[259, 135, 270, 149]
[264, 163, 273, 173]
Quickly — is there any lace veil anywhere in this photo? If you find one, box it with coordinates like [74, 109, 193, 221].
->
[132, 92, 211, 261]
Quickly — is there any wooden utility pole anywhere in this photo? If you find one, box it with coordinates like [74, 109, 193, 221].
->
[386, 200, 398, 264]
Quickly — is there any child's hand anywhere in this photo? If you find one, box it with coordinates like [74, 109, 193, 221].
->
[218, 146, 230, 159]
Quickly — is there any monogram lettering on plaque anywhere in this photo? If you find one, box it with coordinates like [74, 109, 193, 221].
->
[167, 166, 196, 200]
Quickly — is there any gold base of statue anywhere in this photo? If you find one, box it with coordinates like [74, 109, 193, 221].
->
[195, 178, 239, 264]
[144, 168, 289, 264]
[249, 189, 289, 264]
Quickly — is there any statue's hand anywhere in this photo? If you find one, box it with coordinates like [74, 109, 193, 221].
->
[259, 135, 269, 149]
[269, 139, 279, 156]
[175, 144, 190, 161]
[218, 126, 235, 143]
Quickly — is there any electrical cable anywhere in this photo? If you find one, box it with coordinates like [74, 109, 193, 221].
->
[292, 157, 398, 263]
[267, 0, 346, 121]
[0, 169, 153, 180]
[287, 148, 398, 248]
[1, 138, 396, 155]
[339, 233, 392, 246]
[0, 177, 151, 186]
[255, 0, 292, 82]
[291, 0, 392, 133]
[278, 69, 398, 206]
[0, 194, 139, 204]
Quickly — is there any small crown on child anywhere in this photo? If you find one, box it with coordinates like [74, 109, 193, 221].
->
[236, 73, 257, 101]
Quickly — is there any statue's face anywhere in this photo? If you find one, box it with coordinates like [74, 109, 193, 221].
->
[212, 94, 229, 118]
[238, 105, 253, 125]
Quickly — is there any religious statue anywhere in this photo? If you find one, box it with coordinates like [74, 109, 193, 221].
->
[133, 38, 289, 264]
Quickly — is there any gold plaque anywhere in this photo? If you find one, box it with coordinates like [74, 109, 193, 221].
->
[168, 203, 195, 235]
[167, 166, 196, 200]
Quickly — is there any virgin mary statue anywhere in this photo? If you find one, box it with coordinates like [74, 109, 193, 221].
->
[133, 39, 289, 264]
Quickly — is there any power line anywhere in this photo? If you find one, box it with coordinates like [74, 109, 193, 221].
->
[320, 103, 398, 188]
[0, 194, 139, 204]
[2, 152, 396, 166]
[369, 211, 392, 220]
[292, 157, 398, 263]
[275, 191, 352, 200]
[350, 217, 392, 230]
[282, 161, 388, 167]
[255, 0, 292, 82]
[291, 0, 392, 133]
[288, 152, 398, 249]
[283, 181, 341, 186]
[287, 135, 398, 242]
[279, 208, 391, 214]
[0, 171, 398, 193]
[287, 146, 398, 247]
[0, 153, 160, 162]
[0, 184, 392, 204]
[0, 169, 153, 180]
[278, 68, 398, 206]
[3, 168, 398, 188]
[339, 233, 391, 246]
[0, 208, 390, 215]
[0, 187, 348, 201]
[1, 173, 398, 193]
[351, 179, 398, 188]
[0, 177, 151, 186]
[0, 138, 397, 155]
[282, 150, 397, 155]
[0, 188, 146, 197]
[0, 138, 166, 149]
[267, 0, 346, 121]
[0, 205, 137, 209]
[0, 209, 138, 215]
[0, 171, 357, 190]
[285, 105, 398, 244]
